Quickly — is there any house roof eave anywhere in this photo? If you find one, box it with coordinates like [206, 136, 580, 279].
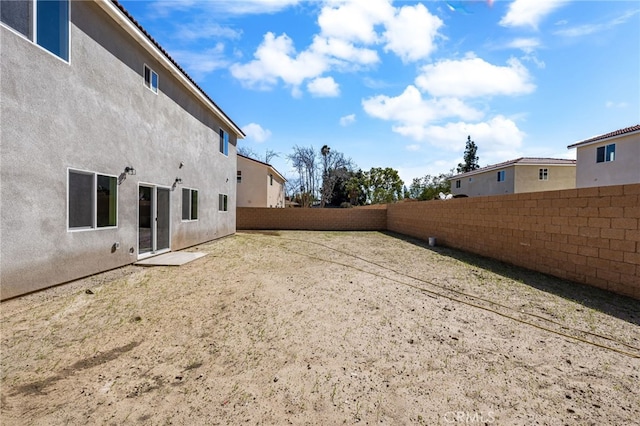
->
[567, 125, 640, 149]
[99, 0, 245, 139]
[448, 158, 575, 181]
[238, 154, 287, 182]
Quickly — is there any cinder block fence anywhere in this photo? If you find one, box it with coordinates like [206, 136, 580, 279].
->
[237, 184, 640, 299]
[237, 206, 387, 231]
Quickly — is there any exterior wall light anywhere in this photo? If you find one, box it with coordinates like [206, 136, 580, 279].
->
[124, 166, 136, 175]
[172, 177, 183, 191]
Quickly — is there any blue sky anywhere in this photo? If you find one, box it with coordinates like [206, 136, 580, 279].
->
[119, 0, 640, 185]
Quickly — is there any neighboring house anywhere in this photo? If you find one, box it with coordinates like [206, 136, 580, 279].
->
[567, 124, 640, 188]
[0, 0, 245, 299]
[237, 155, 286, 208]
[449, 158, 576, 197]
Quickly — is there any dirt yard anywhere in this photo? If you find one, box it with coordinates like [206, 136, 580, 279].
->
[1, 231, 639, 425]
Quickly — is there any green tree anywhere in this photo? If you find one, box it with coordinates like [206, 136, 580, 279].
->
[319, 146, 354, 207]
[366, 167, 404, 204]
[408, 172, 452, 200]
[457, 135, 479, 173]
[344, 169, 367, 206]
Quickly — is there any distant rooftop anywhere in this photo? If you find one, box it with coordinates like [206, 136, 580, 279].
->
[450, 157, 576, 179]
[238, 154, 287, 182]
[568, 124, 640, 149]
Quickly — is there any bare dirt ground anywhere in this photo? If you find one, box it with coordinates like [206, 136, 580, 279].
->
[1, 231, 639, 425]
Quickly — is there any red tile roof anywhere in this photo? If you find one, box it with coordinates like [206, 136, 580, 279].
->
[450, 157, 576, 179]
[568, 124, 640, 148]
[110, 1, 245, 138]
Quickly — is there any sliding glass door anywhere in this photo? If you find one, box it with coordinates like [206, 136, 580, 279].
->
[138, 185, 170, 257]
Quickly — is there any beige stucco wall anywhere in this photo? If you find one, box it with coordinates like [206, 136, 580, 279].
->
[266, 173, 286, 208]
[514, 165, 576, 193]
[451, 166, 515, 197]
[237, 157, 285, 208]
[575, 134, 640, 188]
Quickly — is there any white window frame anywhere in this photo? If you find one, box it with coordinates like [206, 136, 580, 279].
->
[181, 187, 198, 221]
[539, 168, 548, 180]
[219, 194, 228, 212]
[67, 168, 118, 231]
[455, 179, 461, 188]
[0, 0, 71, 63]
[237, 170, 242, 184]
[143, 64, 158, 94]
[596, 143, 615, 163]
[497, 170, 505, 182]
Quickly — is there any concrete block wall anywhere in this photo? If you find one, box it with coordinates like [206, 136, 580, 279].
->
[237, 207, 387, 231]
[387, 184, 639, 299]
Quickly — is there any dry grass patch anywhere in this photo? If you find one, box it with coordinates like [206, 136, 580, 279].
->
[1, 231, 638, 425]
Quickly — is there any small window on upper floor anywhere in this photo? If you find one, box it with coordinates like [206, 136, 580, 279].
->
[497, 170, 505, 182]
[539, 168, 548, 180]
[269, 174, 273, 186]
[1, 0, 69, 61]
[219, 129, 229, 156]
[596, 144, 615, 163]
[237, 171, 242, 184]
[144, 64, 158, 93]
[455, 179, 461, 188]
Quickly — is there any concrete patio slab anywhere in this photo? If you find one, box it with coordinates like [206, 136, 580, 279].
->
[135, 251, 207, 266]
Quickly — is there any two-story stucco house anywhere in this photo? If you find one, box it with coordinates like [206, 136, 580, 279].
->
[567, 125, 640, 188]
[237, 154, 286, 208]
[1, 0, 245, 299]
[449, 158, 576, 198]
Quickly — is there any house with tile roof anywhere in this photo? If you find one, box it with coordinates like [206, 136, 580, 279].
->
[448, 158, 576, 197]
[567, 125, 640, 188]
[237, 155, 287, 208]
[0, 0, 245, 299]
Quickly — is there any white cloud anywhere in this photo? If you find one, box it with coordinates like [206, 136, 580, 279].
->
[230, 0, 445, 94]
[415, 55, 535, 98]
[405, 144, 420, 152]
[171, 44, 229, 79]
[221, 0, 301, 14]
[310, 36, 379, 66]
[499, 0, 569, 29]
[175, 23, 242, 41]
[317, 0, 394, 44]
[230, 32, 328, 90]
[340, 114, 356, 126]
[413, 117, 526, 163]
[383, 3, 444, 63]
[605, 101, 629, 109]
[159, 0, 301, 16]
[307, 76, 340, 97]
[362, 85, 483, 138]
[362, 77, 392, 89]
[505, 37, 541, 53]
[553, 10, 640, 37]
[242, 123, 272, 143]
